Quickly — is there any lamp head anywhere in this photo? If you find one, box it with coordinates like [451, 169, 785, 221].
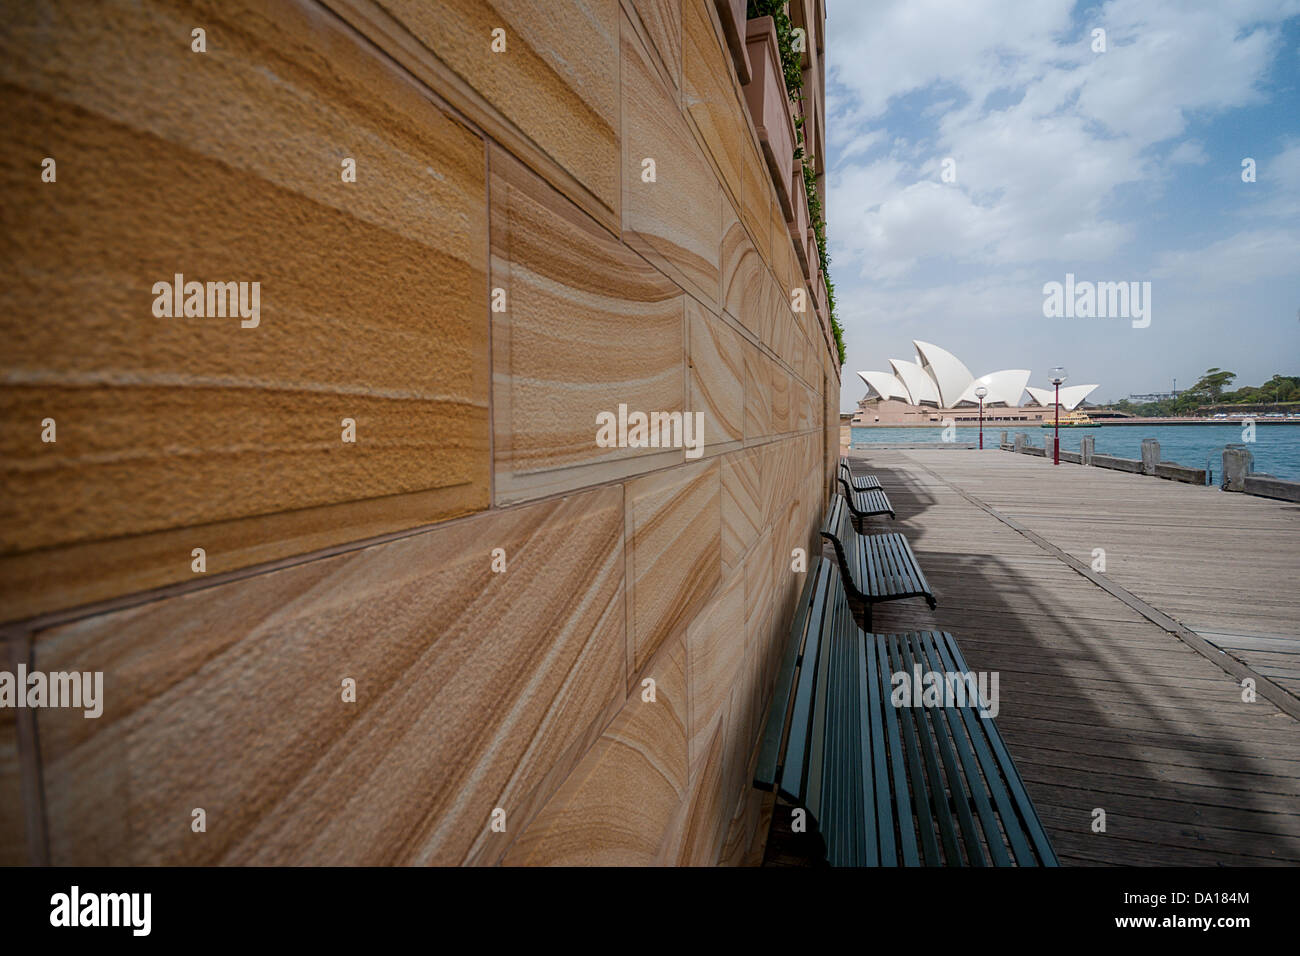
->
[974, 384, 988, 400]
[1050, 366, 1068, 385]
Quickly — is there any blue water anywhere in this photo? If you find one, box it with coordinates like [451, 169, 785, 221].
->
[849, 424, 1300, 482]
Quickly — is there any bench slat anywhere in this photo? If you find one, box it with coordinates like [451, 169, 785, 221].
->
[841, 596, 867, 866]
[755, 561, 831, 790]
[839, 460, 883, 491]
[756, 555, 1057, 867]
[862, 633, 892, 866]
[825, 497, 936, 609]
[877, 633, 920, 865]
[916, 631, 999, 866]
[887, 634, 943, 864]
[822, 594, 853, 865]
[803, 583, 837, 833]
[940, 632, 1060, 866]
[929, 632, 1039, 865]
[896, 635, 964, 865]
[776, 571, 832, 807]
[837, 477, 895, 518]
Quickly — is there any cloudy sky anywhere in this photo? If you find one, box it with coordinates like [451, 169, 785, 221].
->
[825, 0, 1300, 411]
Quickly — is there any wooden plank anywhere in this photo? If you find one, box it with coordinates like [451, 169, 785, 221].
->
[843, 447, 1300, 867]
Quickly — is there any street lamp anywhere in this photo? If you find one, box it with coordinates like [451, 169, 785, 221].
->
[974, 384, 988, 449]
[1050, 367, 1068, 465]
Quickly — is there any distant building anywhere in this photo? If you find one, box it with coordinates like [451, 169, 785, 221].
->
[1127, 392, 1177, 403]
[853, 340, 1099, 425]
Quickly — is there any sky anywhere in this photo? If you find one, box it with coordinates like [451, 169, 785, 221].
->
[824, 0, 1300, 412]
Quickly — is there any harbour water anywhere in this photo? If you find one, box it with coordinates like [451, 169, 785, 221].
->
[849, 423, 1300, 482]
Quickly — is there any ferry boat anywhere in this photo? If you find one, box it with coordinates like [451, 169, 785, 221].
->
[1040, 410, 1097, 427]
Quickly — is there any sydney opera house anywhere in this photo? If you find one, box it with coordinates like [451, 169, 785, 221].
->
[852, 341, 1100, 425]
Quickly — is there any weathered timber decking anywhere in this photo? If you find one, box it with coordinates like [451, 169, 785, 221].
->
[843, 447, 1300, 866]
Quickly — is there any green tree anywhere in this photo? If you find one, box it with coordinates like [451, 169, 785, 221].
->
[1263, 374, 1297, 403]
[1190, 368, 1236, 402]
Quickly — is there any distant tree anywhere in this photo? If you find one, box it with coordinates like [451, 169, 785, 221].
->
[1190, 368, 1236, 402]
[1264, 374, 1297, 403]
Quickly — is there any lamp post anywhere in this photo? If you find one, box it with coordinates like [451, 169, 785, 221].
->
[974, 384, 988, 449]
[1050, 367, 1068, 465]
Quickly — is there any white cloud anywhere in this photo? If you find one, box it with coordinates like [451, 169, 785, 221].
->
[826, 0, 1297, 282]
[837, 129, 888, 162]
[1166, 140, 1209, 165]
[1152, 229, 1300, 284]
[824, 0, 1300, 409]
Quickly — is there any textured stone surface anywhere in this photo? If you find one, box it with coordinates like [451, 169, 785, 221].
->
[686, 569, 745, 775]
[724, 675, 755, 812]
[721, 201, 766, 339]
[623, 10, 721, 308]
[721, 446, 763, 573]
[770, 294, 797, 371]
[683, 0, 744, 204]
[770, 361, 792, 435]
[740, 134, 773, 268]
[502, 637, 687, 865]
[0, 0, 489, 617]
[744, 344, 775, 441]
[770, 198, 796, 295]
[625, 460, 721, 677]
[687, 300, 745, 451]
[368, 0, 620, 217]
[491, 148, 685, 502]
[36, 487, 626, 865]
[718, 777, 766, 866]
[744, 527, 778, 729]
[0, 0, 838, 869]
[632, 0, 683, 91]
[672, 713, 729, 864]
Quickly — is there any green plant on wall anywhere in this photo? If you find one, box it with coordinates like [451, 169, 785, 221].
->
[747, 0, 803, 100]
[748, 0, 844, 365]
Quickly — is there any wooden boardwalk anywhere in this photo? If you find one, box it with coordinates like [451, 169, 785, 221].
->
[845, 447, 1300, 866]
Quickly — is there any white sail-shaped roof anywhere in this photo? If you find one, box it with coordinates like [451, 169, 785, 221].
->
[857, 341, 1102, 411]
[1025, 384, 1100, 410]
[889, 358, 940, 406]
[858, 370, 909, 402]
[913, 340, 975, 408]
[956, 370, 1031, 407]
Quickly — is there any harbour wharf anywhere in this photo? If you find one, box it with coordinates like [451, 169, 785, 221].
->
[841, 447, 1300, 866]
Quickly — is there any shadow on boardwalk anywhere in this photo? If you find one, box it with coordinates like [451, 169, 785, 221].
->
[818, 456, 1300, 866]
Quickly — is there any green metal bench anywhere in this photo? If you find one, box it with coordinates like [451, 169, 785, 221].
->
[837, 475, 895, 519]
[754, 557, 1059, 867]
[838, 457, 882, 491]
[822, 494, 935, 626]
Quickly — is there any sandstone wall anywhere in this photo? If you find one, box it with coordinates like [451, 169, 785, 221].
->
[0, 0, 839, 865]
